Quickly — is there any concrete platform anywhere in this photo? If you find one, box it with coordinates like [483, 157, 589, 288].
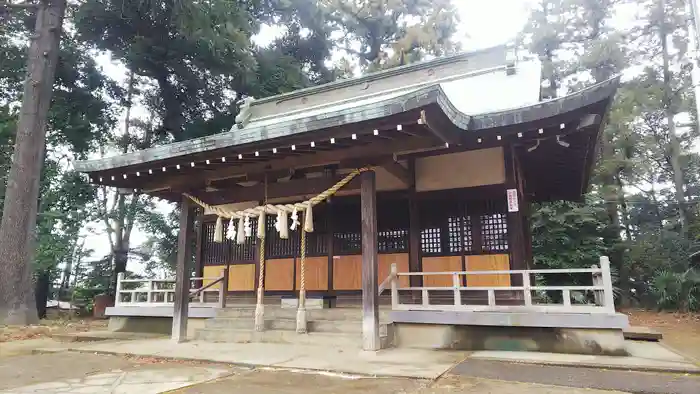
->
[65, 339, 469, 379]
[623, 326, 663, 341]
[465, 340, 700, 374]
[51, 330, 165, 342]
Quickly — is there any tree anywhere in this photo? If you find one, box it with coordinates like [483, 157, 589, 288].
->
[0, 0, 67, 325]
[321, 0, 459, 71]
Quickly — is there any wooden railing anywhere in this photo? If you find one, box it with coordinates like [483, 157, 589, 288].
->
[115, 267, 229, 308]
[383, 256, 616, 314]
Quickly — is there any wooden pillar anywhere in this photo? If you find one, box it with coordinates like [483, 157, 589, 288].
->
[194, 208, 204, 281]
[504, 145, 527, 285]
[360, 170, 380, 351]
[407, 159, 422, 288]
[172, 196, 195, 342]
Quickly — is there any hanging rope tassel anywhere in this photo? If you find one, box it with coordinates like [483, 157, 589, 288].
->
[214, 216, 224, 243]
[304, 203, 314, 233]
[254, 212, 267, 331]
[279, 210, 289, 239]
[296, 228, 307, 333]
[236, 218, 245, 244]
[226, 218, 235, 240]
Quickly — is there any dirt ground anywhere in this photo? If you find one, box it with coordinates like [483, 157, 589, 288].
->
[175, 370, 626, 394]
[624, 310, 700, 361]
[0, 318, 107, 342]
[0, 352, 625, 394]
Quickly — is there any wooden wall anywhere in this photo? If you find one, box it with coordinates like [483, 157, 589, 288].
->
[295, 257, 328, 290]
[415, 147, 505, 192]
[265, 258, 295, 291]
[465, 254, 511, 287]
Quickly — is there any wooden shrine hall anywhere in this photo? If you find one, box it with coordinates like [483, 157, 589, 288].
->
[75, 45, 621, 351]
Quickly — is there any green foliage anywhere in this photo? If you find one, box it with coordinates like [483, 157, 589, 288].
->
[531, 200, 610, 270]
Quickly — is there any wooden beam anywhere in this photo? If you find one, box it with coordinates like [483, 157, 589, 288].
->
[198, 175, 361, 205]
[172, 196, 195, 342]
[360, 170, 380, 351]
[381, 160, 413, 187]
[419, 109, 459, 146]
[133, 137, 439, 192]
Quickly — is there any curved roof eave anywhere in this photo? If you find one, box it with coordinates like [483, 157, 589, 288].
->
[73, 76, 620, 174]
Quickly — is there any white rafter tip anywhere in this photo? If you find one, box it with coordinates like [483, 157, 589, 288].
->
[136, 171, 140, 176]
[396, 124, 403, 131]
[291, 144, 296, 150]
[445, 142, 450, 148]
[538, 128, 544, 134]
[255, 151, 260, 157]
[238, 154, 243, 159]
[330, 137, 335, 144]
[190, 162, 195, 167]
[110, 176, 115, 180]
[222, 157, 227, 162]
[123, 174, 127, 179]
[273, 148, 277, 153]
[99, 177, 103, 182]
[310, 141, 315, 147]
[560, 123, 565, 129]
[351, 133, 357, 140]
[417, 118, 424, 125]
[176, 164, 181, 169]
[517, 132, 523, 138]
[477, 138, 482, 143]
[373, 129, 379, 135]
[162, 167, 166, 172]
[497, 135, 502, 140]
[206, 159, 210, 164]
[148, 169, 153, 174]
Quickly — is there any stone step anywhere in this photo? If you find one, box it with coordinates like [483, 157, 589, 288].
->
[216, 306, 390, 321]
[205, 317, 365, 333]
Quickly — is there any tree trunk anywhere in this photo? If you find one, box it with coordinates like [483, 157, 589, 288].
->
[658, 0, 689, 236]
[34, 269, 51, 319]
[0, 0, 66, 325]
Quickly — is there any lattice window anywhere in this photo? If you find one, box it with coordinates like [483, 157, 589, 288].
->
[334, 232, 361, 254]
[378, 229, 408, 253]
[265, 215, 298, 258]
[230, 218, 257, 261]
[447, 216, 462, 253]
[481, 213, 508, 252]
[420, 227, 442, 254]
[202, 222, 228, 265]
[463, 215, 473, 252]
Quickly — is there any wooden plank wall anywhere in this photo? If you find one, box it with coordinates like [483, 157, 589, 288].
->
[465, 254, 511, 287]
[295, 256, 329, 290]
[265, 258, 295, 290]
[421, 256, 462, 286]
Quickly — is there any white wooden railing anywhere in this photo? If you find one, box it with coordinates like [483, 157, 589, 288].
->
[115, 268, 229, 308]
[382, 256, 616, 314]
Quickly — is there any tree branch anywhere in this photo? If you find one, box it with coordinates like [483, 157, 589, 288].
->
[0, 1, 39, 9]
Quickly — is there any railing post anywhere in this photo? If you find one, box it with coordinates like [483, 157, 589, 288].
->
[219, 267, 229, 309]
[390, 263, 398, 310]
[147, 280, 153, 305]
[422, 288, 429, 306]
[452, 273, 461, 306]
[562, 289, 571, 308]
[591, 264, 603, 306]
[522, 272, 532, 306]
[600, 256, 615, 312]
[116, 272, 125, 306]
[487, 289, 496, 307]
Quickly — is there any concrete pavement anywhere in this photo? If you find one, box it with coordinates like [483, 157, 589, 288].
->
[64, 339, 469, 379]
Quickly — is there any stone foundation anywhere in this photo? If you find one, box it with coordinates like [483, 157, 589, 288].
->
[108, 316, 206, 339]
[391, 323, 628, 356]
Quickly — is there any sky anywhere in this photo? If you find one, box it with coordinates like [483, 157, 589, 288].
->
[79, 0, 538, 278]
